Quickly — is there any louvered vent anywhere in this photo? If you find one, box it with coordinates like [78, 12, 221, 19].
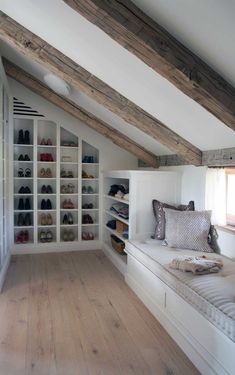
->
[13, 97, 44, 117]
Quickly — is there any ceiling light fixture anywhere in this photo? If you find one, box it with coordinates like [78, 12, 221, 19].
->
[43, 73, 71, 96]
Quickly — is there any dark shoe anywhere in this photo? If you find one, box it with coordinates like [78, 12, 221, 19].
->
[88, 203, 94, 209]
[18, 168, 24, 177]
[41, 185, 47, 194]
[24, 213, 31, 226]
[18, 186, 25, 194]
[46, 199, 52, 210]
[17, 129, 24, 144]
[82, 214, 89, 224]
[18, 198, 24, 210]
[23, 231, 29, 243]
[25, 168, 31, 177]
[41, 199, 46, 210]
[24, 154, 30, 161]
[68, 213, 73, 225]
[25, 198, 31, 210]
[24, 130, 30, 145]
[17, 213, 24, 226]
[24, 186, 31, 194]
[18, 154, 24, 161]
[46, 185, 53, 194]
[63, 214, 68, 225]
[68, 230, 75, 241]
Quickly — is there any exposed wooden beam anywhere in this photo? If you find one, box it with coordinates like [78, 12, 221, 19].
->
[63, 0, 235, 131]
[0, 11, 202, 166]
[4, 59, 158, 167]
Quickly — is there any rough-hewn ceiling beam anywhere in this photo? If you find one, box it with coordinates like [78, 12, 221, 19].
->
[4, 59, 158, 167]
[0, 11, 202, 166]
[63, 0, 235, 131]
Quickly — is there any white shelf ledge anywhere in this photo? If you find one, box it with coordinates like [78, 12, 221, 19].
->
[104, 194, 129, 205]
[104, 210, 129, 225]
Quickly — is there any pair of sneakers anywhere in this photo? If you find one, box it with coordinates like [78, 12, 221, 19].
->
[39, 230, 53, 243]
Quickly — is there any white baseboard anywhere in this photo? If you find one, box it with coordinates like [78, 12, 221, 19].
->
[125, 272, 229, 375]
[0, 253, 10, 292]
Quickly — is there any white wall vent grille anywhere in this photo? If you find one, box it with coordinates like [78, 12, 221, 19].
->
[13, 97, 44, 117]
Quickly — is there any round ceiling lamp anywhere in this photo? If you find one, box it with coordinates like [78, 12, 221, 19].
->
[43, 73, 71, 96]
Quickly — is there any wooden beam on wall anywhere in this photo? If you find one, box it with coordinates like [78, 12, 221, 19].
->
[4, 59, 159, 167]
[0, 11, 202, 166]
[63, 0, 235, 131]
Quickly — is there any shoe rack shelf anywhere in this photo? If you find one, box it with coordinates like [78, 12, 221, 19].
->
[12, 118, 100, 252]
[103, 170, 181, 275]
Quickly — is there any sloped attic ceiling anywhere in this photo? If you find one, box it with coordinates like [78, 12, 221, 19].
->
[0, 0, 235, 158]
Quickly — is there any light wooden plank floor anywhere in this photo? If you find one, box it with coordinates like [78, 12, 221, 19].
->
[0, 251, 199, 375]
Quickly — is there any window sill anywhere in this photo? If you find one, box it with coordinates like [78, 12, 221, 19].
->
[216, 225, 235, 235]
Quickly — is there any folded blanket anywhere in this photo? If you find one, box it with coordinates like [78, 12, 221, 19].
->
[169, 255, 223, 275]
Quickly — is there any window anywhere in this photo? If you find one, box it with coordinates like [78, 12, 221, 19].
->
[226, 169, 235, 226]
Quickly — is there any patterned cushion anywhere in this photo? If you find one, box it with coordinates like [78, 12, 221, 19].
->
[152, 200, 195, 240]
[164, 209, 213, 252]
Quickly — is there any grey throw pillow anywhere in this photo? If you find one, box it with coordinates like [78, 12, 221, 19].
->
[152, 200, 195, 240]
[164, 209, 213, 252]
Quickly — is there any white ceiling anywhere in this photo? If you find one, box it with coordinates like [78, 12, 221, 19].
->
[0, 0, 235, 156]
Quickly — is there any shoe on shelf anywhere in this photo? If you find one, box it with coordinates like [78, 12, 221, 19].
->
[40, 153, 47, 161]
[68, 230, 75, 242]
[68, 213, 73, 225]
[82, 156, 89, 163]
[24, 186, 31, 194]
[18, 168, 24, 177]
[18, 154, 24, 161]
[25, 168, 31, 177]
[68, 183, 75, 193]
[87, 186, 94, 194]
[41, 199, 46, 210]
[63, 230, 69, 241]
[62, 200, 68, 209]
[60, 169, 67, 178]
[46, 153, 54, 162]
[46, 199, 52, 210]
[67, 199, 74, 209]
[63, 214, 68, 225]
[16, 230, 24, 243]
[41, 213, 47, 225]
[24, 213, 32, 226]
[46, 185, 53, 194]
[40, 168, 46, 177]
[40, 138, 46, 145]
[41, 185, 47, 194]
[18, 198, 24, 210]
[24, 130, 30, 145]
[25, 198, 31, 210]
[82, 170, 89, 178]
[67, 171, 74, 178]
[61, 185, 67, 194]
[46, 231, 53, 242]
[23, 230, 29, 243]
[39, 231, 47, 243]
[17, 213, 24, 226]
[47, 214, 53, 225]
[88, 203, 94, 209]
[24, 154, 31, 161]
[82, 186, 87, 194]
[88, 232, 94, 240]
[82, 231, 89, 240]
[18, 186, 25, 194]
[45, 168, 52, 178]
[17, 129, 24, 144]
[47, 138, 52, 146]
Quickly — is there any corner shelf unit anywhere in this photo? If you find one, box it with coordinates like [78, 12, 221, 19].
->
[103, 170, 181, 275]
[12, 118, 100, 253]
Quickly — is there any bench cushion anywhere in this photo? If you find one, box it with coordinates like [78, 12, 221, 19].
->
[125, 239, 235, 342]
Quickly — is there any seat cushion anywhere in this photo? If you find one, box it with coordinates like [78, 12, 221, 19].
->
[125, 239, 235, 342]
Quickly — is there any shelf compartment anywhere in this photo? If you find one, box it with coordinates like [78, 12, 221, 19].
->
[38, 227, 57, 243]
[60, 228, 78, 242]
[38, 211, 56, 226]
[14, 118, 34, 145]
[104, 210, 129, 225]
[60, 211, 78, 225]
[14, 227, 34, 244]
[103, 194, 129, 205]
[37, 120, 57, 146]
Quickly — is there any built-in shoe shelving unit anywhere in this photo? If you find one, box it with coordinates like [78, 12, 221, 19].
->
[12, 117, 100, 252]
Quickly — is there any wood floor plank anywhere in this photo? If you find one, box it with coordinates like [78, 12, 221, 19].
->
[0, 256, 30, 375]
[0, 251, 199, 375]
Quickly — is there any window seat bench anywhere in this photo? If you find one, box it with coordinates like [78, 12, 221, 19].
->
[125, 239, 235, 375]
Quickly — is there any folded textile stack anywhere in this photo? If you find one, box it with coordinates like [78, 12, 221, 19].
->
[169, 255, 223, 275]
[110, 203, 129, 220]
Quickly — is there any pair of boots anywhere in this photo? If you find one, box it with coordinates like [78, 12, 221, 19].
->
[17, 129, 30, 144]
[17, 213, 32, 226]
[18, 198, 31, 210]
